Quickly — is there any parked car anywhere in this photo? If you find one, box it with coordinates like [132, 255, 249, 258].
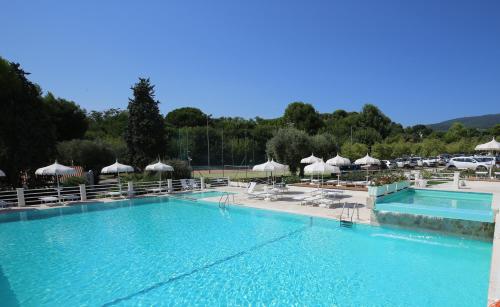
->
[395, 158, 409, 168]
[422, 157, 438, 167]
[408, 157, 421, 168]
[473, 156, 496, 168]
[446, 157, 492, 171]
[437, 154, 451, 165]
[382, 160, 396, 169]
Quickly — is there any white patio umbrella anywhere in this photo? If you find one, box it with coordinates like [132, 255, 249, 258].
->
[326, 154, 351, 185]
[0, 169, 5, 177]
[35, 161, 76, 201]
[253, 159, 289, 184]
[475, 138, 500, 152]
[475, 138, 500, 177]
[101, 160, 134, 195]
[301, 153, 322, 164]
[304, 159, 340, 188]
[145, 160, 174, 190]
[354, 154, 381, 182]
[354, 153, 381, 166]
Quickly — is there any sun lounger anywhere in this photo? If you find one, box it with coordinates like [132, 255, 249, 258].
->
[0, 200, 9, 209]
[39, 196, 58, 204]
[180, 179, 192, 191]
[246, 182, 269, 199]
[61, 194, 79, 201]
[146, 187, 169, 194]
[107, 191, 123, 197]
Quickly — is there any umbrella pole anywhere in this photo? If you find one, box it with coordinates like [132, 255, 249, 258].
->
[118, 173, 122, 195]
[159, 172, 162, 190]
[56, 175, 61, 202]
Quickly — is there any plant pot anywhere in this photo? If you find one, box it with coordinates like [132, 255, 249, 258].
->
[368, 185, 386, 197]
[387, 183, 397, 194]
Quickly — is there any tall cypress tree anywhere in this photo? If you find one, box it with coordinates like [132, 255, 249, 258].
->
[124, 78, 166, 168]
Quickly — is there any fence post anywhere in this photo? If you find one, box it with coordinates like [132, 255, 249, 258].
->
[226, 177, 230, 186]
[200, 177, 205, 190]
[79, 184, 87, 201]
[167, 179, 173, 193]
[127, 181, 134, 197]
[16, 188, 25, 207]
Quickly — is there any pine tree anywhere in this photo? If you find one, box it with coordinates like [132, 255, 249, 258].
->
[124, 78, 166, 168]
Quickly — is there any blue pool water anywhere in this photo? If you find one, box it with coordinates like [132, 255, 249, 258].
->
[376, 189, 494, 222]
[0, 196, 492, 306]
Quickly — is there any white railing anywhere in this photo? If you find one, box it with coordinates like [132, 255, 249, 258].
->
[0, 177, 227, 208]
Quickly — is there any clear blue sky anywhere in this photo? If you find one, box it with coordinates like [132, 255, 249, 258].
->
[1, 0, 499, 126]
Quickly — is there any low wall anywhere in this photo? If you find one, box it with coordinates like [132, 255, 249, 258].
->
[371, 210, 495, 240]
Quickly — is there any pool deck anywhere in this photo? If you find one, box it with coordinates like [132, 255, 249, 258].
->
[205, 185, 372, 224]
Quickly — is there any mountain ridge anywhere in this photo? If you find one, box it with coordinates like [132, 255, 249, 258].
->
[426, 113, 500, 131]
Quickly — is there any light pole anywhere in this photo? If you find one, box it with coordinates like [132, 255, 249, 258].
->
[206, 114, 212, 174]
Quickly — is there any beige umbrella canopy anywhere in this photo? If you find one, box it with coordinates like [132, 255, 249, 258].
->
[354, 154, 381, 182]
[252, 159, 289, 172]
[326, 154, 351, 166]
[475, 138, 500, 152]
[326, 154, 351, 186]
[0, 169, 5, 177]
[304, 159, 340, 188]
[304, 159, 340, 175]
[301, 153, 322, 164]
[145, 160, 174, 189]
[253, 159, 289, 184]
[35, 161, 77, 200]
[101, 160, 134, 195]
[354, 154, 381, 166]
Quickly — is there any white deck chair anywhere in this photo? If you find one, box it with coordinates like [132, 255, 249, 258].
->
[180, 179, 191, 191]
[246, 182, 268, 199]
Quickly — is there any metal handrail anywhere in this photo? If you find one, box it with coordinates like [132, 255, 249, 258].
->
[218, 192, 234, 209]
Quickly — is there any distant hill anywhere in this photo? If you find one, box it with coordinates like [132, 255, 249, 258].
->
[427, 113, 500, 131]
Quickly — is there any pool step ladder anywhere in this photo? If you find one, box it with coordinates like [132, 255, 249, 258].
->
[218, 192, 234, 209]
[339, 202, 359, 228]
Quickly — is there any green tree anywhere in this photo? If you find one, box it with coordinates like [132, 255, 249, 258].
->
[43, 92, 88, 141]
[124, 78, 166, 168]
[0, 58, 56, 186]
[359, 104, 392, 138]
[417, 138, 446, 157]
[443, 122, 467, 143]
[310, 133, 338, 159]
[371, 143, 393, 159]
[391, 141, 413, 157]
[266, 128, 311, 175]
[340, 142, 368, 161]
[283, 102, 324, 134]
[165, 107, 206, 127]
[57, 139, 115, 183]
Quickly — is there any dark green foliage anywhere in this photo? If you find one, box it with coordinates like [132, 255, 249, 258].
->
[0, 57, 56, 186]
[165, 159, 192, 179]
[166, 107, 206, 127]
[57, 139, 115, 184]
[124, 78, 167, 168]
[283, 102, 324, 134]
[266, 128, 312, 175]
[43, 92, 88, 141]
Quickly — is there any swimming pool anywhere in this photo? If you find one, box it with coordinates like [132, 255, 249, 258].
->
[0, 196, 492, 306]
[376, 189, 494, 222]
